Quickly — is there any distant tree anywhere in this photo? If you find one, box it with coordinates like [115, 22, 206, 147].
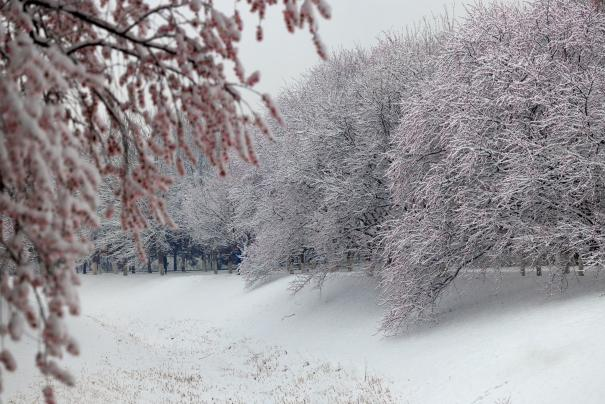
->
[0, 0, 331, 400]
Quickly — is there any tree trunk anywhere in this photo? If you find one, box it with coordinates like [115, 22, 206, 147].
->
[161, 254, 168, 276]
[173, 249, 178, 271]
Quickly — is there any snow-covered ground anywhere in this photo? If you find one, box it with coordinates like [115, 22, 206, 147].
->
[6, 269, 605, 403]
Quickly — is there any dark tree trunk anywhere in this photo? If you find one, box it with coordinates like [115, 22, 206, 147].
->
[162, 254, 168, 275]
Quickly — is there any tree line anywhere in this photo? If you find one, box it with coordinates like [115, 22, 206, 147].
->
[87, 0, 605, 335]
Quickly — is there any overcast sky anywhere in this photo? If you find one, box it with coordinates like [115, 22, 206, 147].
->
[234, 0, 502, 97]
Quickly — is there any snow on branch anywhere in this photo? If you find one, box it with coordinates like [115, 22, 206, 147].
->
[0, 0, 330, 400]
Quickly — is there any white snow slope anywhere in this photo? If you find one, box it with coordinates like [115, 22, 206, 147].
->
[6, 269, 605, 404]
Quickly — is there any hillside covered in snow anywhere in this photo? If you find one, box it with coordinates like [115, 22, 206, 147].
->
[7, 270, 605, 403]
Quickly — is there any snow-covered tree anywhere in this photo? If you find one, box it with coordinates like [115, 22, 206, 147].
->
[237, 116, 320, 286]
[239, 26, 443, 288]
[382, 0, 605, 331]
[0, 0, 331, 399]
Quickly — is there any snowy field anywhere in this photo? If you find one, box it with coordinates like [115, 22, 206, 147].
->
[6, 270, 605, 404]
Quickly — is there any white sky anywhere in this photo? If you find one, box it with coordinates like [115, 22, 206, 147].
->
[234, 0, 502, 97]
